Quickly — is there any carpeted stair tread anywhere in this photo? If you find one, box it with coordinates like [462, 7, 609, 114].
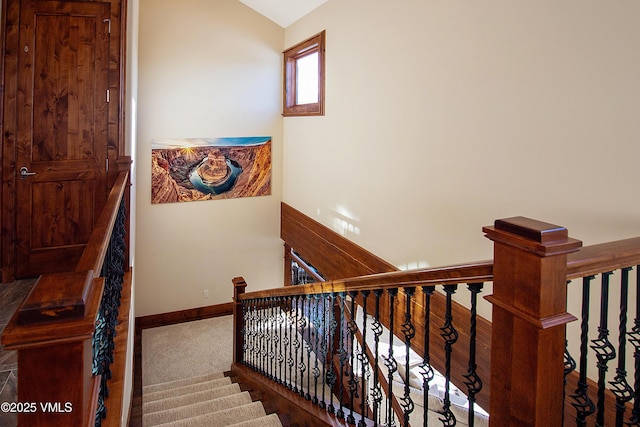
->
[143, 383, 242, 414]
[144, 376, 232, 402]
[153, 401, 268, 427]
[143, 371, 226, 395]
[143, 391, 253, 426]
[227, 413, 283, 427]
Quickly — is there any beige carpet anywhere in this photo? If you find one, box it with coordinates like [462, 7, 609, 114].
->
[142, 316, 234, 386]
[142, 315, 282, 427]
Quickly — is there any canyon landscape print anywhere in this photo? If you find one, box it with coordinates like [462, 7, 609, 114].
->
[151, 137, 271, 204]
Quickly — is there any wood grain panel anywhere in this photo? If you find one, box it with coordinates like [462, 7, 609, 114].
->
[281, 202, 397, 280]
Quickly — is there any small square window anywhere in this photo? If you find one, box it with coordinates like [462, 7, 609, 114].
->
[283, 31, 325, 117]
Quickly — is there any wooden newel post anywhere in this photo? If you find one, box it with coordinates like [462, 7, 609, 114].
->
[232, 277, 247, 365]
[484, 217, 582, 426]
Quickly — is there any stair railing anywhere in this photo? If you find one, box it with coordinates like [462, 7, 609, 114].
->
[563, 237, 640, 426]
[234, 215, 640, 426]
[1, 166, 131, 427]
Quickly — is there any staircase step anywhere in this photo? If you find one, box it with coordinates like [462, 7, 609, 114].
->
[143, 371, 226, 395]
[143, 383, 242, 414]
[153, 401, 268, 427]
[143, 391, 253, 426]
[228, 413, 283, 427]
[144, 376, 232, 402]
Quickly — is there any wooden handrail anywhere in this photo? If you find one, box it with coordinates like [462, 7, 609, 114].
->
[244, 236, 640, 302]
[76, 170, 129, 273]
[1, 168, 131, 427]
[567, 237, 640, 280]
[238, 260, 494, 301]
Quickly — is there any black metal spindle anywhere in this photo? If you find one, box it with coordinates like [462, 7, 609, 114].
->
[358, 290, 370, 427]
[293, 295, 301, 394]
[337, 292, 348, 420]
[312, 294, 321, 404]
[463, 282, 484, 427]
[571, 275, 596, 425]
[400, 287, 416, 427]
[440, 284, 459, 427]
[563, 340, 576, 427]
[287, 296, 294, 389]
[305, 295, 312, 400]
[93, 199, 126, 427]
[420, 286, 435, 427]
[384, 288, 398, 427]
[591, 271, 617, 427]
[319, 293, 329, 410]
[371, 289, 384, 426]
[347, 290, 359, 425]
[251, 300, 259, 370]
[327, 292, 338, 415]
[259, 299, 267, 376]
[610, 268, 634, 426]
[276, 297, 283, 385]
[300, 295, 311, 400]
[269, 297, 276, 381]
[241, 300, 248, 365]
[629, 266, 640, 424]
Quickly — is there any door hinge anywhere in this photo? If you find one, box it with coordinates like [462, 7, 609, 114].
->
[106, 89, 110, 103]
[106, 159, 109, 172]
[104, 18, 111, 34]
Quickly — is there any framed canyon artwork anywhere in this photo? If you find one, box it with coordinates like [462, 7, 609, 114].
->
[151, 137, 271, 204]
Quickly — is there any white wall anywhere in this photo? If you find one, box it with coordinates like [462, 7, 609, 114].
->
[283, 0, 640, 269]
[135, 0, 284, 316]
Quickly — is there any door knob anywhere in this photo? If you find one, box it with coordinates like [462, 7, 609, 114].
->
[19, 167, 36, 179]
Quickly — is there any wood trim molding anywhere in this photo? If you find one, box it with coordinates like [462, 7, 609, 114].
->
[280, 202, 397, 280]
[135, 302, 233, 331]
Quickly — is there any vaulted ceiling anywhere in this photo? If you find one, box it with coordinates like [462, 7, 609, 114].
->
[237, 0, 327, 27]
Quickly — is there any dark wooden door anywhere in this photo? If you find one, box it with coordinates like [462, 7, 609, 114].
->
[15, 0, 110, 277]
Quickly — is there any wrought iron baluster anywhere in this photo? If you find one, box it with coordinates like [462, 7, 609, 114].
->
[347, 291, 359, 425]
[250, 300, 258, 370]
[293, 295, 301, 394]
[384, 288, 398, 427]
[298, 294, 308, 398]
[610, 268, 634, 426]
[440, 284, 459, 427]
[305, 294, 313, 400]
[319, 293, 329, 410]
[259, 299, 266, 374]
[420, 286, 435, 427]
[241, 300, 248, 365]
[312, 294, 321, 405]
[629, 266, 640, 424]
[358, 290, 370, 427]
[371, 289, 384, 426]
[278, 296, 285, 385]
[337, 292, 348, 420]
[93, 199, 126, 427]
[400, 287, 416, 427]
[591, 271, 616, 427]
[251, 299, 261, 372]
[563, 339, 576, 427]
[327, 292, 338, 415]
[269, 297, 278, 381]
[571, 276, 596, 425]
[463, 282, 484, 427]
[286, 296, 294, 389]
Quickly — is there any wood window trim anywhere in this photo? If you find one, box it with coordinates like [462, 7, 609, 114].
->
[282, 30, 325, 117]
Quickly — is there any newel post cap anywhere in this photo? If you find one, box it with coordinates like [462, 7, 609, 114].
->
[483, 216, 582, 256]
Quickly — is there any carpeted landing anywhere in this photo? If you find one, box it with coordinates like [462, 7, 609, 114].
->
[142, 370, 282, 427]
[142, 316, 282, 426]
